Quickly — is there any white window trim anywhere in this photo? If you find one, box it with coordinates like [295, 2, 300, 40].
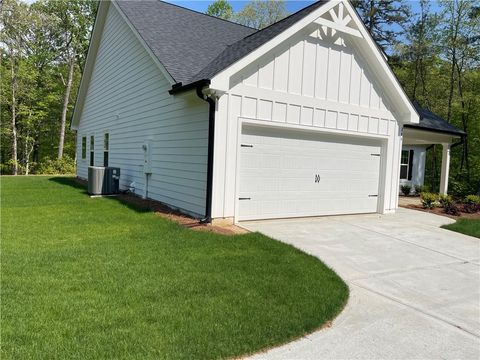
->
[400, 149, 410, 180]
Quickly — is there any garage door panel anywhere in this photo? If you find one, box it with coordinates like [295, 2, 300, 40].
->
[238, 126, 381, 221]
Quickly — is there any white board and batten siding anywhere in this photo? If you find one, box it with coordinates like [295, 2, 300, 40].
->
[76, 4, 209, 217]
[212, 30, 403, 221]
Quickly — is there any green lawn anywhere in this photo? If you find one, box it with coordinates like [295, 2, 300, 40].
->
[442, 218, 480, 238]
[1, 176, 348, 359]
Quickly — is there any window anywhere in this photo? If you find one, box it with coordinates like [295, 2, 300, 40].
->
[103, 133, 109, 167]
[400, 149, 413, 180]
[81, 136, 86, 159]
[90, 135, 94, 166]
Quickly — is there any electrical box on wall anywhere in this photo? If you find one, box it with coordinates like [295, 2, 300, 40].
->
[142, 139, 152, 174]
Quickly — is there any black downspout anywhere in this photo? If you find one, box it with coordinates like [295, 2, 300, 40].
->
[196, 86, 215, 224]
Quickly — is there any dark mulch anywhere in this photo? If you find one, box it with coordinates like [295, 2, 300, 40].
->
[401, 203, 480, 220]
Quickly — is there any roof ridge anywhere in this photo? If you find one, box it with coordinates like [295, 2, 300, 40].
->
[187, 0, 326, 83]
[159, 0, 258, 31]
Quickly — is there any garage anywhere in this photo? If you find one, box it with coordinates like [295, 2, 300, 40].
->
[238, 125, 382, 221]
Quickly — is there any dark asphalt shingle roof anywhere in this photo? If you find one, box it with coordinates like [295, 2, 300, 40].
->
[116, 0, 256, 84]
[406, 103, 465, 136]
[190, 1, 328, 83]
[115, 0, 327, 86]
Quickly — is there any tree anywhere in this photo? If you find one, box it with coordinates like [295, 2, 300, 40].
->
[1, 0, 33, 175]
[206, 0, 233, 20]
[439, 0, 478, 123]
[234, 0, 288, 29]
[35, 0, 97, 159]
[397, 0, 440, 105]
[351, 0, 410, 51]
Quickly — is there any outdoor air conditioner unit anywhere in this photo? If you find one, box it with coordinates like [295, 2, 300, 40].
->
[88, 166, 120, 195]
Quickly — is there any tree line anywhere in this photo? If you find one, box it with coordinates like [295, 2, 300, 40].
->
[1, 0, 96, 175]
[1, 0, 479, 195]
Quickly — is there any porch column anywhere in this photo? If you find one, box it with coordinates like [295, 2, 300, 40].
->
[439, 143, 451, 195]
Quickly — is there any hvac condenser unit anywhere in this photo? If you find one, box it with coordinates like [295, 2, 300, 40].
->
[88, 166, 120, 195]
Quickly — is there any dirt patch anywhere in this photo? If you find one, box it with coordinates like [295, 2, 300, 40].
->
[74, 177, 248, 235]
[400, 203, 480, 220]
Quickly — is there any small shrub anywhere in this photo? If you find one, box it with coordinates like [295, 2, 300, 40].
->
[37, 156, 76, 175]
[438, 194, 453, 208]
[400, 185, 412, 196]
[463, 195, 480, 213]
[421, 192, 438, 209]
[444, 203, 460, 216]
[414, 185, 429, 195]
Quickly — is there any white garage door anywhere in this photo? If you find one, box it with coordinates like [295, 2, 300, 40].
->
[238, 126, 382, 221]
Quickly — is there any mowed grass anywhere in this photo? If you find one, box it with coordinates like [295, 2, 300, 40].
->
[442, 218, 480, 239]
[1, 176, 348, 359]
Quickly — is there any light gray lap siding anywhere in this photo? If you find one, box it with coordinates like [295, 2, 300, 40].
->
[76, 5, 208, 216]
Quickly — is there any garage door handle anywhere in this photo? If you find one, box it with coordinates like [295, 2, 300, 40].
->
[241, 144, 253, 148]
[369, 194, 378, 197]
[239, 197, 251, 200]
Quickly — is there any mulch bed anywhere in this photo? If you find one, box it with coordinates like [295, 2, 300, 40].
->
[401, 203, 480, 220]
[74, 177, 248, 236]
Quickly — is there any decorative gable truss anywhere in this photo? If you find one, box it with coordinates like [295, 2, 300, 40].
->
[315, 2, 362, 39]
[210, 0, 418, 125]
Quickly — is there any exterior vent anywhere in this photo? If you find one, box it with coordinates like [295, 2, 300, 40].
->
[88, 166, 120, 195]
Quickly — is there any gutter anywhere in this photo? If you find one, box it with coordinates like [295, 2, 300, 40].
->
[169, 80, 215, 223]
[424, 133, 465, 152]
[403, 124, 466, 138]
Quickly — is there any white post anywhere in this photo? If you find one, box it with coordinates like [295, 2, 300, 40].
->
[439, 143, 451, 195]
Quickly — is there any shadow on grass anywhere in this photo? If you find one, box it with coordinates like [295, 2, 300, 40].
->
[48, 176, 88, 192]
[48, 176, 162, 214]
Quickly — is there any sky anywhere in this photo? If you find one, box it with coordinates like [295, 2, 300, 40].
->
[165, 0, 442, 18]
[21, 0, 443, 25]
[167, 0, 316, 13]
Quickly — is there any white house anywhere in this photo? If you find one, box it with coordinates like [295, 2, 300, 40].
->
[400, 104, 464, 193]
[71, 0, 464, 223]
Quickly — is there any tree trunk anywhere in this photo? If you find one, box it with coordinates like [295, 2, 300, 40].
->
[446, 50, 456, 122]
[456, 61, 469, 176]
[412, 57, 419, 101]
[58, 56, 75, 159]
[10, 57, 18, 175]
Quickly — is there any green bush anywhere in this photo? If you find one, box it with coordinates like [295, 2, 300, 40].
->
[400, 184, 412, 196]
[37, 156, 76, 175]
[449, 179, 477, 197]
[0, 163, 12, 175]
[463, 195, 480, 213]
[414, 184, 429, 195]
[421, 192, 438, 209]
[438, 194, 453, 208]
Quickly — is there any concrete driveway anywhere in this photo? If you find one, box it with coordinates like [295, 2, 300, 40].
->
[243, 208, 480, 359]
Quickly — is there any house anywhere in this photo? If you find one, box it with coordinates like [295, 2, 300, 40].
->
[400, 103, 465, 193]
[71, 0, 465, 223]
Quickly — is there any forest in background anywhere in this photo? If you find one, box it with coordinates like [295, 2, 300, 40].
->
[1, 0, 479, 195]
